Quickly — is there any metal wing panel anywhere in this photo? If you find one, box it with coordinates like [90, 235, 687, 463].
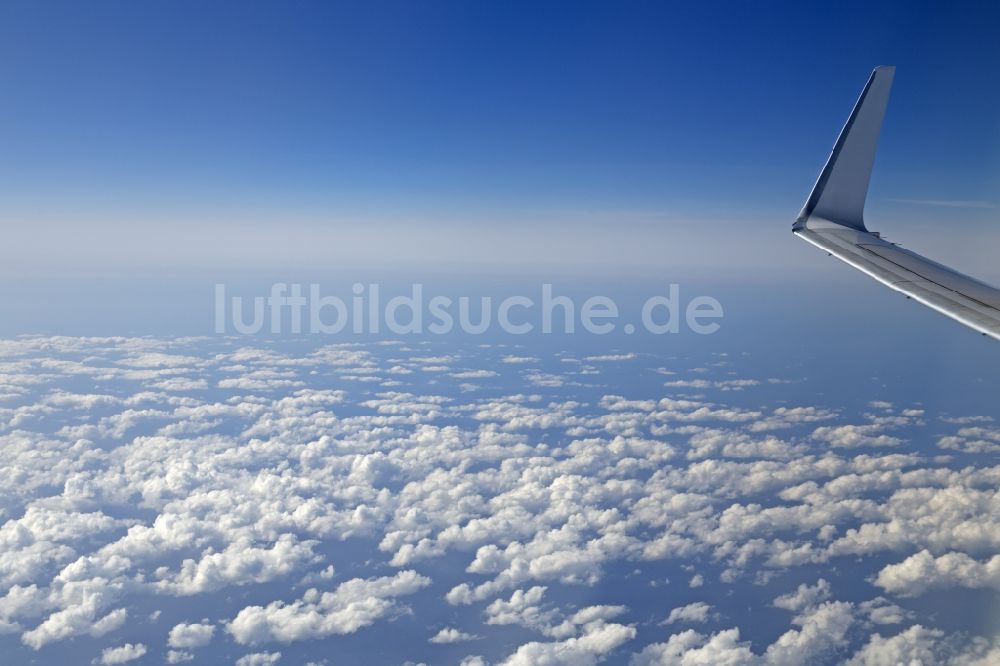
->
[796, 227, 1000, 340]
[856, 243, 1000, 310]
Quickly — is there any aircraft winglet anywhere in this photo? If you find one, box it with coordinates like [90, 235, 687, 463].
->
[793, 67, 1000, 341]
[794, 66, 895, 232]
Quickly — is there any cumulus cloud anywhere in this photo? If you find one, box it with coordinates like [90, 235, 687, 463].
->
[227, 571, 431, 645]
[502, 356, 539, 364]
[167, 621, 215, 649]
[938, 426, 1000, 454]
[663, 601, 713, 625]
[764, 601, 855, 665]
[810, 425, 901, 448]
[0, 335, 997, 664]
[874, 550, 1000, 596]
[635, 602, 855, 665]
[844, 625, 942, 665]
[584, 353, 637, 362]
[748, 406, 837, 432]
[94, 643, 147, 665]
[156, 534, 319, 595]
[235, 652, 282, 666]
[22, 604, 128, 650]
[772, 579, 831, 612]
[858, 597, 909, 625]
[499, 620, 636, 666]
[631, 627, 756, 665]
[429, 627, 482, 643]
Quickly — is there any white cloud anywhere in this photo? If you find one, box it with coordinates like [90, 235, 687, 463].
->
[1, 335, 998, 663]
[858, 597, 909, 625]
[584, 353, 637, 362]
[663, 602, 713, 625]
[874, 550, 1000, 596]
[635, 602, 855, 666]
[167, 621, 215, 649]
[845, 625, 942, 665]
[227, 571, 431, 645]
[938, 426, 1000, 454]
[748, 407, 837, 432]
[23, 604, 128, 650]
[502, 356, 539, 364]
[156, 534, 319, 596]
[664, 378, 759, 392]
[235, 652, 282, 666]
[450, 370, 498, 379]
[631, 628, 757, 665]
[810, 424, 901, 448]
[484, 586, 554, 632]
[94, 643, 147, 665]
[429, 627, 482, 643]
[500, 620, 636, 666]
[772, 579, 831, 612]
[763, 602, 855, 665]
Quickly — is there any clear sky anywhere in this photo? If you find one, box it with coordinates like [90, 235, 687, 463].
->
[1, 0, 999, 280]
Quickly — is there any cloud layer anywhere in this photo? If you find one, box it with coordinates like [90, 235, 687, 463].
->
[0, 336, 996, 664]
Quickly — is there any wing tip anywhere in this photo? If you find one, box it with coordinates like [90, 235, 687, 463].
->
[795, 65, 896, 232]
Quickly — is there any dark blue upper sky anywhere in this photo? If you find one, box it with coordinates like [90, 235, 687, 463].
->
[1, 1, 999, 277]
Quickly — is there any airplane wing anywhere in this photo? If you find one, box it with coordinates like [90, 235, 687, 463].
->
[793, 66, 1000, 341]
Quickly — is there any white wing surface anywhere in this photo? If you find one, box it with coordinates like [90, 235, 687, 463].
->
[794, 66, 1000, 340]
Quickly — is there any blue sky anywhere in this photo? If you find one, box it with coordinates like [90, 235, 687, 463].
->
[1, 1, 999, 281]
